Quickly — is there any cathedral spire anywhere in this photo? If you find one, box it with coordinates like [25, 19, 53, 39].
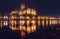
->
[21, 3, 25, 10]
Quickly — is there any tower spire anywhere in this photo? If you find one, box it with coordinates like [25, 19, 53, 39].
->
[21, 3, 25, 10]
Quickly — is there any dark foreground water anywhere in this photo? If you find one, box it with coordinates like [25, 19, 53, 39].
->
[0, 25, 60, 39]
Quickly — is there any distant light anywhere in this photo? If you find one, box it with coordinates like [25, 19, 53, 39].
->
[3, 21, 8, 26]
[3, 16, 8, 19]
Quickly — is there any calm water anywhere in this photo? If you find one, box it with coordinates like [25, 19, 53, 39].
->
[0, 24, 60, 39]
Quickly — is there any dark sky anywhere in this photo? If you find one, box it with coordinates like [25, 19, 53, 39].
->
[0, 0, 60, 16]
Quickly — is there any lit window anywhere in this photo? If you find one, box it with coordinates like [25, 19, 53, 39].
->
[3, 16, 8, 19]
[3, 21, 8, 26]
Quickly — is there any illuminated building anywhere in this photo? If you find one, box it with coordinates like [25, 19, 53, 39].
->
[0, 3, 60, 37]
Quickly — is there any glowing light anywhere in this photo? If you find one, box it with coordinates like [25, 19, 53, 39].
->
[27, 26, 31, 33]
[21, 3, 25, 10]
[10, 20, 17, 26]
[3, 21, 8, 26]
[32, 16, 35, 19]
[20, 20, 25, 26]
[27, 20, 30, 26]
[14, 20, 17, 27]
[31, 9, 36, 15]
[23, 10, 26, 14]
[11, 16, 15, 19]
[19, 11, 23, 15]
[10, 11, 18, 15]
[19, 26, 26, 31]
[27, 8, 31, 14]
[0, 21, 2, 29]
[49, 17, 56, 19]
[21, 31, 25, 37]
[42, 20, 44, 27]
[59, 19, 60, 24]
[38, 16, 40, 19]
[11, 20, 14, 26]
[3, 16, 8, 19]
[51, 20, 58, 25]
[38, 20, 40, 26]
[45, 16, 48, 19]
[26, 16, 30, 19]
[31, 25, 36, 32]
[46, 20, 48, 26]
[11, 26, 16, 30]
[0, 16, 2, 19]
[20, 16, 25, 19]
[19, 26, 23, 30]
[49, 20, 52, 26]
[31, 20, 36, 25]
[41, 17, 44, 19]
[0, 3, 60, 37]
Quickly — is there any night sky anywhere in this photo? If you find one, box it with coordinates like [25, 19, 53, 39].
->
[0, 0, 60, 16]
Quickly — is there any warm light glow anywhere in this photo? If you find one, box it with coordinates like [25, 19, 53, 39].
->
[19, 26, 26, 31]
[31, 9, 36, 15]
[3, 16, 8, 19]
[45, 16, 48, 19]
[51, 20, 57, 25]
[0, 16, 2, 19]
[11, 26, 17, 30]
[14, 20, 17, 26]
[26, 16, 30, 19]
[31, 20, 36, 25]
[20, 16, 25, 19]
[19, 11, 23, 15]
[21, 3, 25, 10]
[49, 17, 56, 19]
[10, 11, 18, 15]
[0, 21, 2, 29]
[19, 26, 23, 30]
[46, 20, 48, 26]
[0, 3, 60, 37]
[49, 20, 52, 26]
[27, 8, 31, 14]
[31, 25, 36, 32]
[23, 10, 26, 14]
[38, 16, 40, 19]
[10, 16, 15, 19]
[38, 20, 40, 26]
[21, 31, 25, 37]
[20, 20, 25, 26]
[27, 26, 31, 33]
[10, 20, 16, 26]
[42, 20, 44, 27]
[59, 19, 60, 24]
[27, 20, 30, 26]
[32, 16, 35, 19]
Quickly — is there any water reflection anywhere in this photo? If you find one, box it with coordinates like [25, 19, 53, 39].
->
[0, 3, 60, 38]
[46, 20, 48, 26]
[42, 20, 44, 27]
[38, 20, 40, 26]
[10, 19, 59, 37]
[0, 19, 59, 37]
[0, 21, 2, 29]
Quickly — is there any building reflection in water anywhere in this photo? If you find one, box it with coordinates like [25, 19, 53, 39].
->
[42, 20, 44, 27]
[46, 19, 48, 26]
[0, 3, 60, 37]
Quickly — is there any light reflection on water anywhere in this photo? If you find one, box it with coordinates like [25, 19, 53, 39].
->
[9, 20, 58, 37]
[0, 19, 59, 37]
[0, 3, 60, 39]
